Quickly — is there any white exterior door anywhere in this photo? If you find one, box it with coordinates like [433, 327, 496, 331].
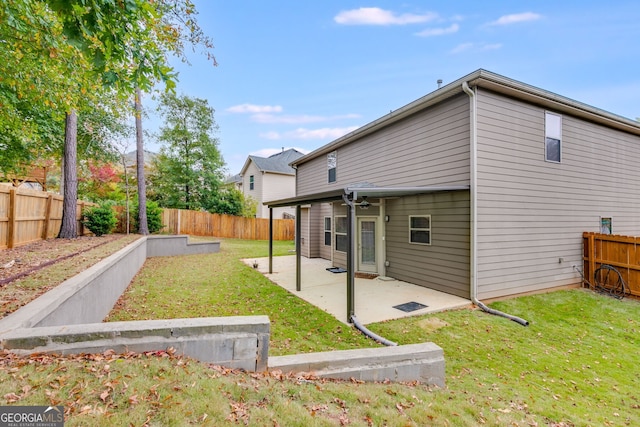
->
[357, 218, 377, 273]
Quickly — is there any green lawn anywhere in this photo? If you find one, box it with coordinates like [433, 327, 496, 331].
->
[1, 237, 638, 426]
[107, 238, 375, 354]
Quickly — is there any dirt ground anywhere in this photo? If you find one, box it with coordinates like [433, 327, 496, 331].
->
[0, 235, 127, 285]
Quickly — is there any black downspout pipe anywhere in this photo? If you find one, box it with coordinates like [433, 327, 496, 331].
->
[344, 192, 355, 323]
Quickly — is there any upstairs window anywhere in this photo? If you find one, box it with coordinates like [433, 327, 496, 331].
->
[409, 215, 431, 245]
[327, 151, 337, 183]
[545, 112, 562, 163]
[324, 217, 332, 246]
[249, 175, 254, 190]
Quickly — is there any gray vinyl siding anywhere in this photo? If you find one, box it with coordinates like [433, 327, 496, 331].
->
[307, 204, 322, 258]
[296, 94, 471, 196]
[385, 192, 470, 298]
[319, 203, 333, 260]
[475, 88, 640, 299]
[300, 208, 310, 258]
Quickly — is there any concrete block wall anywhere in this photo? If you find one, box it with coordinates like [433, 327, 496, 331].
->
[0, 235, 446, 384]
[269, 343, 445, 386]
[146, 235, 220, 257]
[0, 238, 148, 333]
[1, 316, 270, 372]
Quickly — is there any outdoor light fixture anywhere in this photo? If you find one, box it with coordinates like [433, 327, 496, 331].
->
[359, 197, 370, 209]
[385, 215, 390, 222]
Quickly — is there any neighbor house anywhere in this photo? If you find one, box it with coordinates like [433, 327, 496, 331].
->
[240, 148, 304, 218]
[266, 69, 640, 304]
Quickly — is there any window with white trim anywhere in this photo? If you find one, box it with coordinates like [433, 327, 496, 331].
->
[327, 151, 337, 183]
[409, 215, 431, 245]
[249, 175, 255, 190]
[335, 215, 347, 252]
[545, 112, 562, 163]
[324, 217, 332, 246]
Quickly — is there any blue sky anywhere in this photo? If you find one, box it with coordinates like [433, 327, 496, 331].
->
[143, 1, 640, 175]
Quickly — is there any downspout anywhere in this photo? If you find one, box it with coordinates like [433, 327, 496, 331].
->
[342, 192, 356, 322]
[462, 81, 529, 327]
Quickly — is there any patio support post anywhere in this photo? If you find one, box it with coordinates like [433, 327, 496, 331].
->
[296, 205, 301, 291]
[268, 207, 273, 274]
[344, 192, 356, 323]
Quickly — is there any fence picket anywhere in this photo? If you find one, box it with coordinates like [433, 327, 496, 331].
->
[583, 232, 640, 297]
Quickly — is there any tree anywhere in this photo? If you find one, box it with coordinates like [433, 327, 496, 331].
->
[49, 0, 216, 237]
[1, 1, 216, 237]
[149, 93, 225, 211]
[0, 1, 85, 181]
[135, 88, 149, 235]
[58, 111, 78, 238]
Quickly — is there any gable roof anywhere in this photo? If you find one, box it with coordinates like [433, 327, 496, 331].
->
[292, 69, 640, 167]
[240, 148, 305, 176]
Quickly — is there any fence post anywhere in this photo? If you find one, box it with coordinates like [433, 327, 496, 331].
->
[42, 194, 53, 240]
[588, 233, 596, 284]
[7, 188, 16, 249]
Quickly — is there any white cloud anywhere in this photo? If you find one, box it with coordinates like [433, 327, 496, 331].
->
[489, 12, 541, 26]
[260, 126, 359, 140]
[252, 113, 361, 124]
[450, 42, 502, 54]
[334, 7, 437, 26]
[415, 23, 459, 37]
[249, 147, 311, 157]
[450, 43, 474, 54]
[226, 104, 283, 114]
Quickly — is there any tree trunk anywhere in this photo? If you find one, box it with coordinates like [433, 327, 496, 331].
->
[121, 153, 130, 234]
[58, 110, 78, 239]
[135, 88, 149, 235]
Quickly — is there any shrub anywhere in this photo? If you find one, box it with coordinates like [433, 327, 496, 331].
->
[133, 201, 164, 234]
[83, 203, 117, 236]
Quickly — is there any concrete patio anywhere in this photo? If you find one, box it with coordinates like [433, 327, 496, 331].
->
[244, 255, 471, 325]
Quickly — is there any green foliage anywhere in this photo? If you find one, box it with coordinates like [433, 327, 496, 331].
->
[82, 203, 117, 236]
[206, 188, 244, 216]
[240, 195, 258, 218]
[148, 93, 226, 212]
[0, 0, 215, 176]
[132, 201, 163, 234]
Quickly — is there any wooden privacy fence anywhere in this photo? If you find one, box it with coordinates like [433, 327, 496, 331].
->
[160, 208, 295, 241]
[583, 232, 640, 297]
[0, 185, 93, 249]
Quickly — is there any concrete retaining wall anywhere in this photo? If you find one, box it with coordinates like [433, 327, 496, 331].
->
[1, 316, 269, 372]
[0, 235, 220, 334]
[0, 235, 445, 384]
[0, 238, 148, 334]
[147, 235, 220, 257]
[269, 343, 445, 386]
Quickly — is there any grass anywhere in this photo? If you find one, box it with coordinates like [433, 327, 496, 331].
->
[0, 234, 141, 318]
[1, 237, 639, 426]
[107, 238, 375, 355]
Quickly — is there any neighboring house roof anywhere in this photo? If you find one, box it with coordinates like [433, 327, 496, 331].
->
[240, 148, 305, 176]
[292, 69, 640, 167]
[225, 174, 242, 185]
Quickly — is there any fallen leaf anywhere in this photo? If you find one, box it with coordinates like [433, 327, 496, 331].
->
[4, 392, 21, 403]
